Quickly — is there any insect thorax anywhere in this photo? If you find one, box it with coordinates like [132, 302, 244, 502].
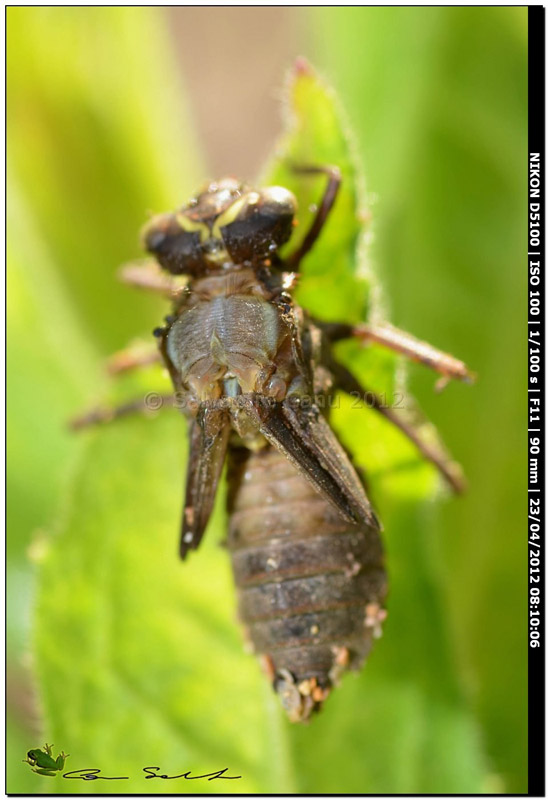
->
[165, 268, 302, 413]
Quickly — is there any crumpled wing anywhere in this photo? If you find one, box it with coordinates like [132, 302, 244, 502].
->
[179, 405, 231, 559]
[240, 394, 380, 530]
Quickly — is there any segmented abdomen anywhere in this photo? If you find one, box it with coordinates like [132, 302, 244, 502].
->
[227, 444, 388, 722]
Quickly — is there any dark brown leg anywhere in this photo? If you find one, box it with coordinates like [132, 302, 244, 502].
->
[69, 394, 175, 431]
[286, 166, 341, 271]
[321, 321, 475, 388]
[329, 360, 465, 493]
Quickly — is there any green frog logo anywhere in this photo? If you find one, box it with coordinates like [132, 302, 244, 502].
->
[23, 743, 69, 776]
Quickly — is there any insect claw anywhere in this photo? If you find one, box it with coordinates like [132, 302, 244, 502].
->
[435, 375, 451, 393]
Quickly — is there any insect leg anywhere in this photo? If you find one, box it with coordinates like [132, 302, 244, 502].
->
[286, 165, 341, 271]
[322, 321, 475, 388]
[329, 359, 465, 493]
[101, 283, 186, 377]
[105, 342, 162, 376]
[118, 258, 186, 298]
[69, 394, 175, 431]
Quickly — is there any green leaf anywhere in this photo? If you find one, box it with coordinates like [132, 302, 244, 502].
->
[262, 59, 367, 323]
[263, 62, 451, 494]
[28, 56, 490, 795]
[34, 415, 296, 793]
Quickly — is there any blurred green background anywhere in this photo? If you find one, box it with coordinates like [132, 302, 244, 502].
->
[7, 7, 527, 794]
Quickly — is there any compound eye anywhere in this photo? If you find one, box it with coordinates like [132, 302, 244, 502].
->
[141, 213, 204, 275]
[259, 186, 298, 221]
[219, 187, 297, 261]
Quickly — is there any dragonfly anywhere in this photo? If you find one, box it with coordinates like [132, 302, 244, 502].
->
[73, 166, 473, 722]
